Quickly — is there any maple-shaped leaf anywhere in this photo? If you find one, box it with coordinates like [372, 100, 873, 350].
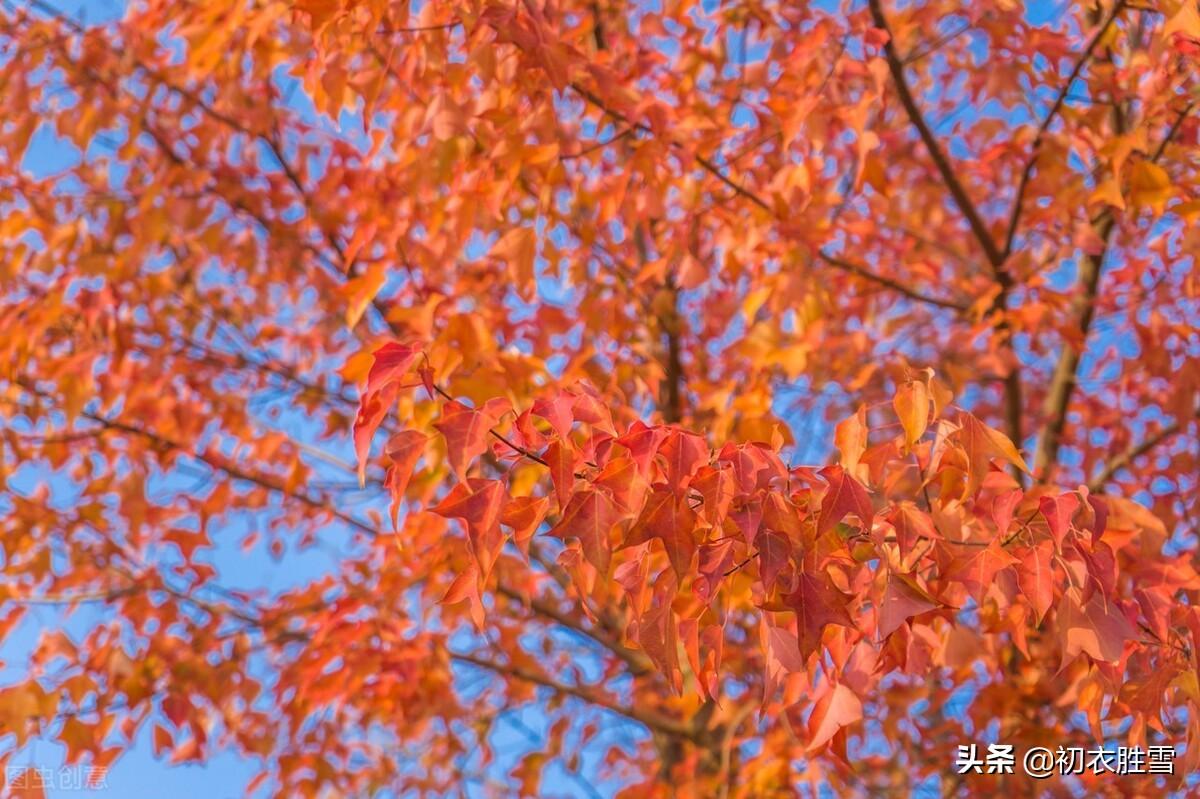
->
[1016, 540, 1055, 624]
[756, 530, 792, 592]
[691, 464, 734, 525]
[1128, 160, 1172, 214]
[501, 495, 549, 557]
[383, 430, 428, 530]
[957, 412, 1029, 495]
[1039, 492, 1080, 550]
[593, 455, 649, 514]
[570, 388, 616, 433]
[432, 479, 506, 578]
[627, 487, 699, 578]
[364, 340, 421, 398]
[695, 539, 734, 605]
[888, 502, 940, 558]
[353, 382, 398, 485]
[762, 623, 806, 702]
[990, 489, 1023, 536]
[658, 430, 708, 488]
[806, 683, 862, 753]
[637, 599, 681, 691]
[433, 398, 512, 481]
[1119, 662, 1181, 725]
[544, 439, 576, 507]
[441, 561, 485, 630]
[549, 488, 619, 574]
[878, 573, 939, 639]
[941, 540, 1018, 597]
[1058, 587, 1135, 667]
[816, 465, 873, 538]
[1134, 585, 1173, 643]
[1074, 539, 1116, 604]
[784, 570, 855, 660]
[730, 498, 764, 547]
[616, 422, 669, 475]
[531, 392, 575, 440]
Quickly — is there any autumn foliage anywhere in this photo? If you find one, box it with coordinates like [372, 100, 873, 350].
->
[3, 0, 1200, 796]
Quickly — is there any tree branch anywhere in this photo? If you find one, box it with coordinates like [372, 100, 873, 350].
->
[1001, 1, 1128, 259]
[1033, 103, 1189, 480]
[868, 0, 1027, 464]
[495, 582, 653, 676]
[567, 84, 966, 313]
[868, 0, 1004, 269]
[1088, 417, 1191, 491]
[450, 651, 695, 740]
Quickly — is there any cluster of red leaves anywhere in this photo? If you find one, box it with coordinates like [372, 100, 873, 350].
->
[352, 340, 1199, 793]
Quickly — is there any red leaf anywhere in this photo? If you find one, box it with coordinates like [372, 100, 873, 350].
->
[441, 562, 485, 630]
[816, 465, 874, 537]
[756, 530, 791, 591]
[153, 724, 172, 757]
[637, 598, 680, 690]
[501, 495, 549, 557]
[544, 440, 576, 507]
[628, 488, 698, 578]
[658, 430, 708, 488]
[942, 540, 1018, 597]
[433, 398, 511, 481]
[888, 503, 939, 558]
[1039, 492, 1080, 550]
[353, 382, 397, 485]
[531, 392, 575, 440]
[617, 422, 669, 474]
[692, 464, 734, 525]
[432, 479, 506, 578]
[806, 683, 862, 753]
[695, 539, 734, 604]
[383, 430, 428, 530]
[1017, 540, 1055, 623]
[958, 412, 1029, 495]
[1058, 587, 1135, 667]
[878, 573, 939, 639]
[365, 340, 421, 398]
[784, 570, 854, 660]
[549, 489, 619, 574]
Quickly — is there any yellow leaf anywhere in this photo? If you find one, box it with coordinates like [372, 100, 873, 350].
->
[1175, 199, 1200, 221]
[1088, 176, 1125, 210]
[742, 285, 772, 321]
[1163, 2, 1200, 41]
[1127, 161, 1172, 214]
[835, 405, 868, 479]
[341, 262, 387, 328]
[491, 226, 537, 293]
[893, 379, 929, 448]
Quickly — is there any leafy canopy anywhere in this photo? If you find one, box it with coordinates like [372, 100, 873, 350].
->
[2, 0, 1200, 796]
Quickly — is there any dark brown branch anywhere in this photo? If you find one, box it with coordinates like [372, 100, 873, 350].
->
[1001, 1, 1128, 259]
[567, 84, 965, 313]
[1088, 418, 1190, 491]
[495, 583, 653, 676]
[817, 251, 968, 310]
[450, 651, 695, 740]
[868, 0, 1027, 463]
[868, 0, 1004, 269]
[1033, 104, 1189, 479]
